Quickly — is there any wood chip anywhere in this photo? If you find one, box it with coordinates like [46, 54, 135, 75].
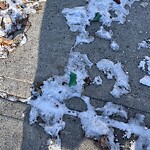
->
[99, 136, 110, 150]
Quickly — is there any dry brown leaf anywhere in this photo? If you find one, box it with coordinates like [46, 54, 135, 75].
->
[35, 81, 43, 95]
[1, 18, 5, 30]
[16, 17, 28, 26]
[6, 16, 12, 24]
[0, 1, 7, 10]
[98, 136, 110, 150]
[114, 0, 121, 4]
[22, 0, 30, 4]
[84, 77, 92, 85]
[16, 17, 31, 33]
[0, 37, 14, 46]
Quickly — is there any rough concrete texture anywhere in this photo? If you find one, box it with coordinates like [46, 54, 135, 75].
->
[0, 7, 43, 98]
[0, 0, 150, 150]
[0, 98, 49, 150]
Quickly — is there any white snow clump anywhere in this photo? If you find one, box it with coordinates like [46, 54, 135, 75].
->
[96, 59, 131, 98]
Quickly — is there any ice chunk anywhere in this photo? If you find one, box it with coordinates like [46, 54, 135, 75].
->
[140, 76, 150, 87]
[110, 41, 119, 51]
[93, 76, 102, 85]
[20, 34, 27, 46]
[95, 26, 113, 40]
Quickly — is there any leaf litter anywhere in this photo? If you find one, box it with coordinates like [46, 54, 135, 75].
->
[0, 0, 45, 58]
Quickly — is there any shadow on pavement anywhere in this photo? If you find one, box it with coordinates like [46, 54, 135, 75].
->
[20, 107, 49, 150]
[21, 0, 91, 150]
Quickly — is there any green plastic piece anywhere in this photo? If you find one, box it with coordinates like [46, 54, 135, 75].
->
[69, 72, 77, 87]
[93, 12, 102, 22]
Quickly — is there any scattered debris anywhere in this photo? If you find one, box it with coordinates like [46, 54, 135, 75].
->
[0, 0, 44, 58]
[28, 52, 93, 149]
[98, 135, 110, 150]
[2, 0, 149, 149]
[28, 52, 150, 150]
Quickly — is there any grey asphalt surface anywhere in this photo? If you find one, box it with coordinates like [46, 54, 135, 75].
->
[0, 0, 150, 150]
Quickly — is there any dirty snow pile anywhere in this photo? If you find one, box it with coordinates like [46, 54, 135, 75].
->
[0, 0, 44, 58]
[28, 52, 93, 149]
[97, 59, 131, 98]
[138, 56, 150, 87]
[28, 52, 150, 150]
[62, 0, 139, 49]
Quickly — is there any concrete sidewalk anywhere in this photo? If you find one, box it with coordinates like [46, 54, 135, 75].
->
[0, 0, 150, 150]
[1, 97, 150, 150]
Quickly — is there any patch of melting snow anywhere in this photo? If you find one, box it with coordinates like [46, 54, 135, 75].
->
[138, 56, 150, 87]
[140, 2, 149, 8]
[93, 76, 102, 85]
[110, 41, 120, 51]
[96, 59, 131, 98]
[140, 76, 150, 87]
[28, 52, 150, 150]
[130, 136, 150, 150]
[138, 38, 150, 49]
[19, 34, 27, 46]
[62, 0, 140, 47]
[0, 0, 44, 58]
[28, 52, 93, 148]
[95, 26, 113, 40]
